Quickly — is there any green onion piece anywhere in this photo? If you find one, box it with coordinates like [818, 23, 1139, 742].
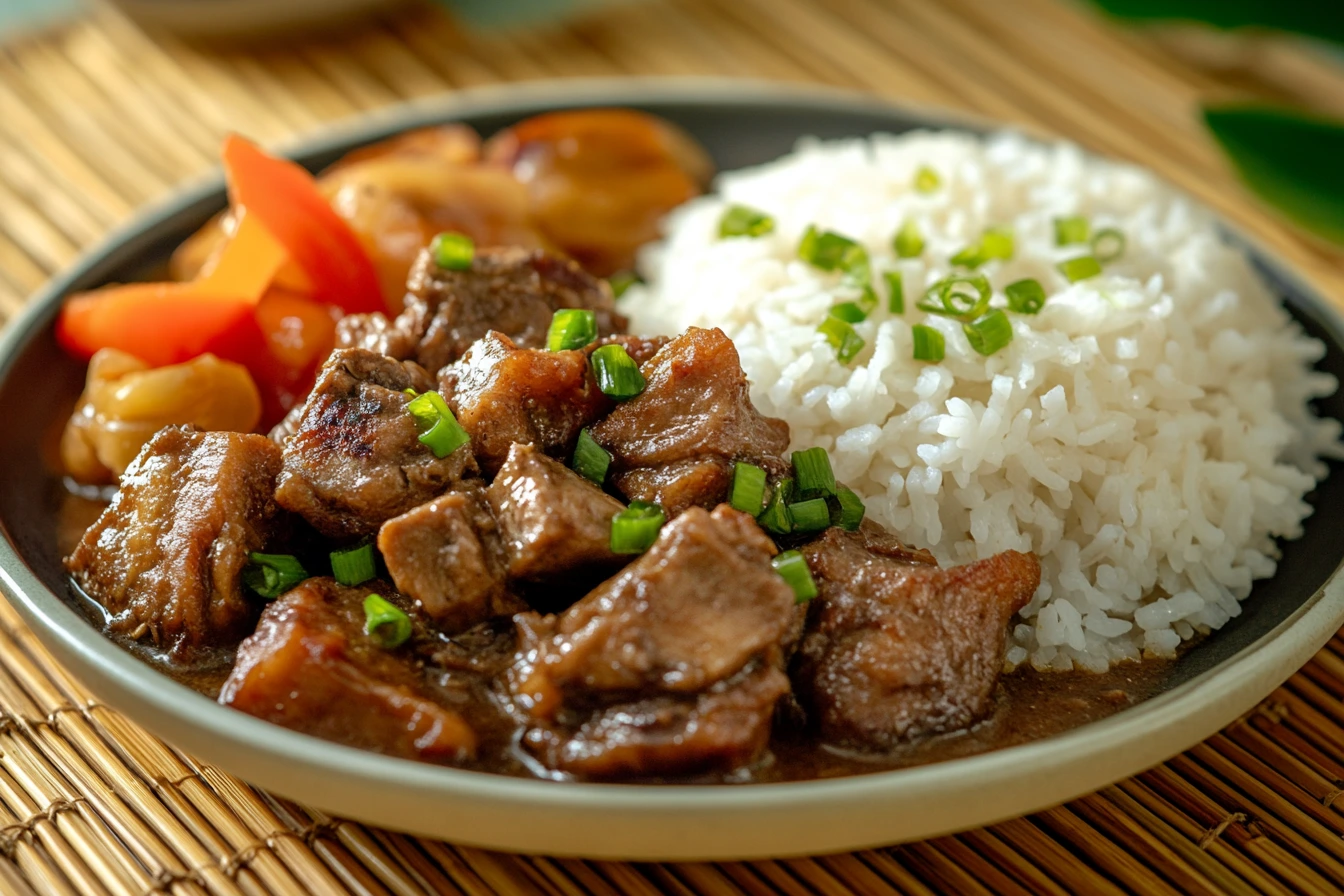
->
[729, 462, 768, 516]
[830, 485, 866, 531]
[406, 390, 471, 458]
[772, 550, 818, 603]
[363, 594, 412, 649]
[758, 478, 794, 536]
[817, 314, 865, 364]
[546, 309, 598, 352]
[914, 165, 942, 194]
[718, 204, 776, 238]
[885, 271, 904, 314]
[792, 446, 837, 499]
[590, 344, 646, 401]
[788, 498, 831, 533]
[1091, 227, 1126, 263]
[829, 301, 868, 324]
[1056, 255, 1103, 282]
[1054, 215, 1090, 246]
[330, 541, 376, 587]
[1005, 278, 1047, 315]
[402, 388, 418, 398]
[571, 428, 611, 485]
[607, 271, 639, 298]
[893, 219, 925, 258]
[798, 225, 862, 272]
[963, 309, 1014, 356]
[855, 282, 879, 315]
[430, 232, 474, 270]
[610, 501, 666, 554]
[912, 324, 945, 362]
[982, 227, 1015, 261]
[242, 552, 308, 600]
[950, 243, 986, 269]
[916, 273, 992, 321]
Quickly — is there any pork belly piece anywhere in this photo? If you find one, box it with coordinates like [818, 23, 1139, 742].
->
[794, 527, 1040, 750]
[274, 348, 477, 538]
[377, 485, 524, 633]
[219, 578, 476, 763]
[65, 426, 285, 657]
[336, 245, 626, 375]
[510, 506, 796, 777]
[486, 443, 626, 582]
[590, 327, 791, 515]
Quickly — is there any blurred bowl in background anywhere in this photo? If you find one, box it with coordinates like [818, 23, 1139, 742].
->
[108, 0, 403, 36]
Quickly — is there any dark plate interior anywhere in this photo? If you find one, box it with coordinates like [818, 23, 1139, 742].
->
[3, 91, 1342, 727]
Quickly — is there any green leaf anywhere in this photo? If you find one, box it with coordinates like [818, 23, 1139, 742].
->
[1088, 0, 1344, 44]
[1203, 104, 1344, 246]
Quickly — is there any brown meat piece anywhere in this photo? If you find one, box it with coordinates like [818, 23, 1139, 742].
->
[377, 486, 524, 633]
[590, 327, 791, 515]
[486, 443, 625, 582]
[274, 348, 476, 538]
[439, 332, 611, 476]
[220, 578, 476, 763]
[65, 427, 285, 657]
[794, 527, 1040, 750]
[351, 245, 626, 376]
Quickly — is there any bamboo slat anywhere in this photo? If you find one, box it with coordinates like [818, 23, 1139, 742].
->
[3, 0, 1344, 892]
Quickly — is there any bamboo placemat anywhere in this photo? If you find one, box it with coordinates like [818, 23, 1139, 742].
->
[3, 0, 1344, 892]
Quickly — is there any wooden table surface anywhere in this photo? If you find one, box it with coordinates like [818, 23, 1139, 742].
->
[3, 1, 1344, 893]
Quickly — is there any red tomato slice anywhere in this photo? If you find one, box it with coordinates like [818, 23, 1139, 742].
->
[221, 134, 385, 315]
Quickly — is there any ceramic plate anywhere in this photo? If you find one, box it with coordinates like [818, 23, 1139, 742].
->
[3, 79, 1343, 860]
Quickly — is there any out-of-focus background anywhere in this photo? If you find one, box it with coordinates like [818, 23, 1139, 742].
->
[2, 1, 1344, 893]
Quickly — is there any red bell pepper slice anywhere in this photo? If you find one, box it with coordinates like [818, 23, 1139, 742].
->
[221, 134, 385, 315]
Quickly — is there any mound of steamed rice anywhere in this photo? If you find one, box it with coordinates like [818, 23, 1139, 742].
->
[623, 130, 1343, 672]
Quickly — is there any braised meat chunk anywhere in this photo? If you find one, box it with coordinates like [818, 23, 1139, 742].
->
[65, 427, 285, 657]
[794, 527, 1040, 750]
[274, 348, 476, 538]
[591, 327, 791, 515]
[378, 486, 523, 633]
[486, 443, 626, 582]
[439, 332, 611, 475]
[220, 578, 476, 763]
[511, 506, 795, 777]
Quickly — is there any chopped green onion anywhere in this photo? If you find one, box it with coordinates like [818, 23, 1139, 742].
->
[759, 478, 794, 536]
[917, 273, 992, 322]
[982, 227, 1015, 260]
[817, 314, 865, 364]
[885, 271, 904, 314]
[798, 226, 862, 272]
[1056, 255, 1103, 282]
[912, 324, 945, 363]
[546, 309, 598, 352]
[590, 344, 646, 401]
[792, 446, 837, 499]
[242, 552, 308, 600]
[788, 498, 831, 533]
[1054, 215, 1090, 246]
[330, 541, 376, 587]
[718, 204, 776, 238]
[914, 166, 941, 194]
[830, 485, 866, 531]
[963, 309, 1014, 356]
[729, 462, 768, 516]
[950, 243, 986, 269]
[1091, 227, 1126, 263]
[1005, 278, 1047, 315]
[403, 388, 418, 398]
[829, 301, 868, 324]
[406, 390, 471, 458]
[607, 271, 639, 298]
[363, 594, 412, 649]
[571, 428, 611, 485]
[893, 220, 925, 258]
[430, 232, 474, 270]
[610, 501, 666, 554]
[854, 283, 879, 315]
[772, 550, 818, 603]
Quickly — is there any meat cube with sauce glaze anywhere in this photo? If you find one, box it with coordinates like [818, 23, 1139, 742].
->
[794, 526, 1040, 750]
[65, 426, 285, 657]
[219, 578, 477, 763]
[274, 348, 476, 539]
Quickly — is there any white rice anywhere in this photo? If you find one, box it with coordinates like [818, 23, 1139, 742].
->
[623, 130, 1343, 672]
